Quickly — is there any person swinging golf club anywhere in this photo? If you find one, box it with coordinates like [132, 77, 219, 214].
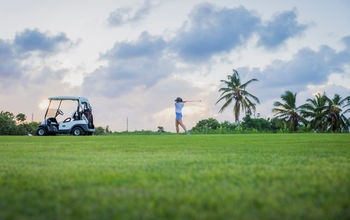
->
[175, 97, 189, 135]
[174, 97, 201, 135]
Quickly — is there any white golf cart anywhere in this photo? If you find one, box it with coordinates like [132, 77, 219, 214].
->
[37, 96, 95, 136]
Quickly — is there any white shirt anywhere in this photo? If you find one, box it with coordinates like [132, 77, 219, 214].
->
[175, 102, 184, 113]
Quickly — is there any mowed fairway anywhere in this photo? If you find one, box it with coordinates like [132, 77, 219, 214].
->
[0, 134, 349, 220]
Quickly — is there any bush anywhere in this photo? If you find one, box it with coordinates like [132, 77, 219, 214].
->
[192, 118, 221, 132]
[94, 127, 106, 135]
[0, 111, 41, 135]
[15, 122, 41, 135]
[0, 111, 16, 135]
[190, 116, 308, 134]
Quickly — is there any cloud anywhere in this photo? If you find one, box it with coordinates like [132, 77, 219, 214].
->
[238, 37, 350, 103]
[261, 47, 336, 87]
[257, 10, 308, 49]
[0, 40, 13, 59]
[342, 36, 350, 48]
[0, 29, 76, 92]
[0, 35, 80, 122]
[13, 29, 73, 55]
[108, 0, 153, 26]
[102, 32, 166, 59]
[83, 32, 173, 97]
[335, 36, 350, 65]
[170, 3, 261, 62]
[169, 4, 308, 62]
[0, 40, 21, 78]
[108, 3, 310, 69]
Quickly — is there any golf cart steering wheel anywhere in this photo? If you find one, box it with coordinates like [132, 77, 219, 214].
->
[63, 117, 71, 123]
[57, 109, 64, 116]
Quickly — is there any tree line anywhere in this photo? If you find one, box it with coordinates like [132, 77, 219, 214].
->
[0, 111, 40, 135]
[191, 116, 289, 133]
[215, 69, 350, 133]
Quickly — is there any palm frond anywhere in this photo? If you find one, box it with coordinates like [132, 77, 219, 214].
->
[242, 90, 260, 104]
[216, 93, 233, 105]
[240, 78, 258, 89]
[218, 97, 233, 113]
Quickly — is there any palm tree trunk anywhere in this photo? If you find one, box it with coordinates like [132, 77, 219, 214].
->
[234, 101, 240, 126]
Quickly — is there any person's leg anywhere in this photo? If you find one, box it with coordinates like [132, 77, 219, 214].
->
[178, 119, 188, 133]
[175, 120, 180, 134]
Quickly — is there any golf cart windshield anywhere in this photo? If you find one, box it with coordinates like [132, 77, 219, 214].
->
[46, 100, 61, 118]
[46, 100, 79, 121]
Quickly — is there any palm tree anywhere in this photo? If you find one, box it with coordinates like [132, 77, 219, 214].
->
[344, 98, 350, 130]
[344, 99, 350, 114]
[300, 93, 328, 132]
[216, 69, 260, 125]
[325, 94, 350, 132]
[273, 91, 306, 131]
[344, 97, 350, 124]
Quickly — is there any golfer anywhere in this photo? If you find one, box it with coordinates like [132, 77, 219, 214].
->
[175, 97, 190, 135]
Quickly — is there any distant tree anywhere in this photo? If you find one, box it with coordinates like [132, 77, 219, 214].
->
[216, 69, 260, 125]
[325, 94, 350, 132]
[344, 97, 350, 129]
[15, 122, 40, 135]
[241, 115, 271, 131]
[192, 118, 220, 131]
[270, 117, 287, 131]
[0, 111, 16, 135]
[157, 126, 165, 133]
[15, 124, 29, 135]
[1, 111, 14, 119]
[16, 113, 27, 123]
[105, 125, 112, 134]
[344, 97, 350, 115]
[94, 127, 105, 135]
[300, 93, 328, 132]
[220, 120, 237, 130]
[273, 91, 306, 131]
[27, 122, 40, 135]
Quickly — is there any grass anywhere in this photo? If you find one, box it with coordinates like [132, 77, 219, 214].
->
[0, 134, 349, 220]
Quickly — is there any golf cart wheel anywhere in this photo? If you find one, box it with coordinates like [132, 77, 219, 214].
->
[72, 127, 83, 136]
[37, 128, 46, 136]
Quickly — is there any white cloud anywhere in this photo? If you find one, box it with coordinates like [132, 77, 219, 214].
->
[108, 0, 155, 26]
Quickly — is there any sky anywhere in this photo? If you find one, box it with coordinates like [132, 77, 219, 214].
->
[1, 0, 350, 132]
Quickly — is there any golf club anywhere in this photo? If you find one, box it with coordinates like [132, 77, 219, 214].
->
[185, 100, 202, 102]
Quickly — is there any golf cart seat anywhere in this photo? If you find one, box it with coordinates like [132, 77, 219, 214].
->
[47, 117, 58, 125]
[72, 111, 81, 121]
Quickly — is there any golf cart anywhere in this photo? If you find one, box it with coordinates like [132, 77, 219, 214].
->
[37, 96, 95, 136]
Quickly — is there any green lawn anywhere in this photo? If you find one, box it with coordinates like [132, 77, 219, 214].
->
[0, 134, 349, 220]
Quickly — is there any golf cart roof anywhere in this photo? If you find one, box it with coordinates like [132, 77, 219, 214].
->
[48, 96, 89, 103]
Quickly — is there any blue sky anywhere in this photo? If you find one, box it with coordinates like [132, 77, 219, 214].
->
[0, 0, 350, 131]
